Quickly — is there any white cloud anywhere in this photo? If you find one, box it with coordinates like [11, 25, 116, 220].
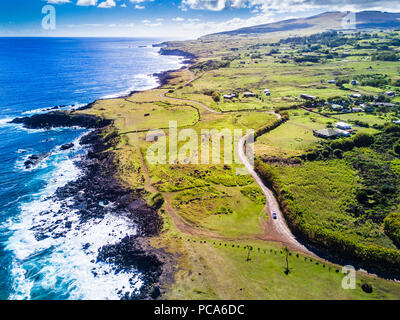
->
[181, 0, 400, 13]
[98, 0, 116, 8]
[76, 0, 98, 6]
[172, 17, 185, 21]
[46, 0, 71, 4]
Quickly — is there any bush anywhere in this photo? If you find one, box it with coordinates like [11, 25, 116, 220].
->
[333, 149, 343, 158]
[330, 139, 355, 151]
[353, 133, 374, 148]
[254, 159, 400, 275]
[150, 193, 165, 210]
[384, 212, 400, 248]
[394, 142, 400, 155]
[361, 283, 373, 294]
[212, 91, 221, 103]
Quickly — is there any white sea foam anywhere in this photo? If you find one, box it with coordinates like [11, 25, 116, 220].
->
[0, 118, 14, 127]
[101, 73, 160, 99]
[22, 103, 87, 116]
[5, 134, 141, 300]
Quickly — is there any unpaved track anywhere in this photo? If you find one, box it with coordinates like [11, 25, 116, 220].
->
[153, 70, 316, 255]
[237, 114, 315, 256]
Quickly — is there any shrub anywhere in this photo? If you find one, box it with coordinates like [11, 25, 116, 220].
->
[394, 142, 400, 155]
[330, 139, 355, 151]
[361, 283, 373, 294]
[384, 212, 400, 248]
[333, 149, 343, 158]
[150, 193, 165, 210]
[212, 91, 221, 102]
[353, 133, 374, 148]
[254, 159, 400, 275]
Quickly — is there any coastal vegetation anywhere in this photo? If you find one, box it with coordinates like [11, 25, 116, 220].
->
[76, 25, 400, 298]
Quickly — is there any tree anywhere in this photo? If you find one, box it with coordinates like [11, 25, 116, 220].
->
[333, 149, 343, 158]
[283, 246, 291, 275]
[353, 133, 374, 148]
[394, 142, 400, 155]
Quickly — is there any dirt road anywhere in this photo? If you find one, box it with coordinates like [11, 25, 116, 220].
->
[237, 114, 315, 256]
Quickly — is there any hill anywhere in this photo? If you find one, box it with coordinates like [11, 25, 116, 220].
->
[203, 11, 400, 39]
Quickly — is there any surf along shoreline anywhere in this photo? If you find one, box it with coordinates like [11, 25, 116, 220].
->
[9, 45, 197, 300]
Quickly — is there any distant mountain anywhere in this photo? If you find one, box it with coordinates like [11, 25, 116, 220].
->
[203, 11, 400, 38]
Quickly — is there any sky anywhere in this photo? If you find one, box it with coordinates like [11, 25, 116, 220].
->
[0, 0, 399, 39]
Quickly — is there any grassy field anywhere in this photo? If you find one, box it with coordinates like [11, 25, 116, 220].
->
[77, 29, 400, 299]
[154, 228, 400, 300]
[266, 159, 396, 249]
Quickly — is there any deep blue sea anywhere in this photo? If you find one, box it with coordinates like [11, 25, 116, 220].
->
[0, 38, 183, 300]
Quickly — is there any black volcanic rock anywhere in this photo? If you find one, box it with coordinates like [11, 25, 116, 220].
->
[24, 153, 51, 169]
[159, 48, 196, 60]
[60, 143, 74, 151]
[10, 111, 111, 130]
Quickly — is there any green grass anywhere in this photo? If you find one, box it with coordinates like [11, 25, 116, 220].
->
[268, 159, 396, 249]
[163, 236, 400, 300]
[255, 109, 331, 157]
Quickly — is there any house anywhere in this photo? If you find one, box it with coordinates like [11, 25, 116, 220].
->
[351, 80, 359, 85]
[313, 129, 340, 139]
[336, 122, 352, 130]
[327, 80, 336, 84]
[223, 94, 237, 100]
[264, 89, 271, 96]
[300, 94, 316, 101]
[385, 91, 396, 97]
[352, 107, 363, 113]
[350, 93, 362, 99]
[335, 129, 351, 137]
[393, 120, 400, 125]
[243, 92, 256, 98]
[370, 102, 395, 107]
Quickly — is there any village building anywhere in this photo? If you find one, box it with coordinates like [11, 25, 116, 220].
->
[385, 91, 396, 97]
[313, 129, 340, 139]
[335, 122, 352, 130]
[300, 94, 316, 101]
[223, 94, 237, 100]
[370, 102, 395, 107]
[335, 129, 351, 137]
[243, 92, 256, 98]
[351, 80, 359, 85]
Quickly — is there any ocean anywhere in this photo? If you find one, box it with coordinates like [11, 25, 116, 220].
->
[0, 37, 183, 300]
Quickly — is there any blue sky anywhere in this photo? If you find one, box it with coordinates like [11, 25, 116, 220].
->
[0, 0, 399, 38]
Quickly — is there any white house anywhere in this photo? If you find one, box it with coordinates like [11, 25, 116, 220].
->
[223, 94, 236, 100]
[386, 91, 396, 97]
[264, 89, 271, 96]
[336, 122, 352, 130]
[351, 80, 359, 85]
[243, 92, 256, 98]
[335, 129, 351, 137]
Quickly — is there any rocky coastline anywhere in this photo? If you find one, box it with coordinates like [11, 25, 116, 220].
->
[8, 47, 196, 299]
[10, 112, 175, 300]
